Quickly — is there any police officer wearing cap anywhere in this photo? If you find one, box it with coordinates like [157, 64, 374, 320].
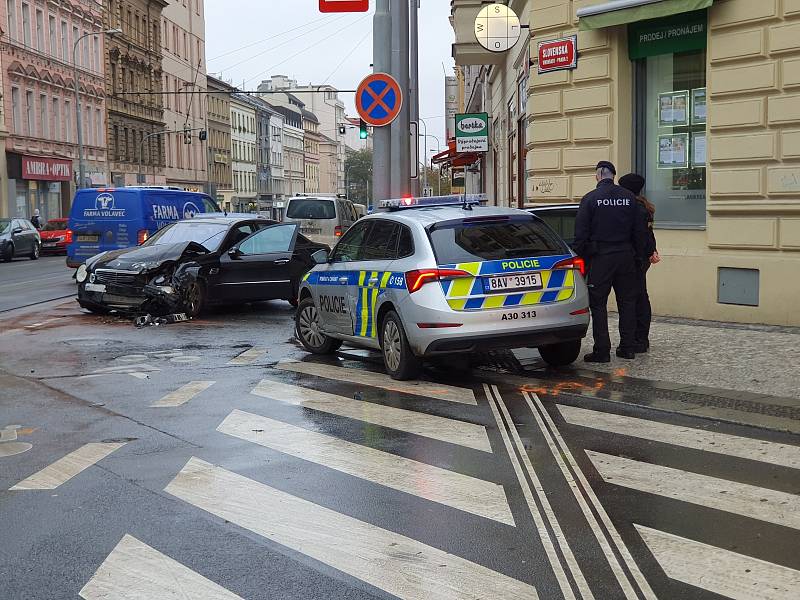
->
[575, 161, 649, 362]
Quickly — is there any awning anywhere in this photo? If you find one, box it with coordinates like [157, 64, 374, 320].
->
[577, 0, 713, 30]
[431, 140, 480, 168]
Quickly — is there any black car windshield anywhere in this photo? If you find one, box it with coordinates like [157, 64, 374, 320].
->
[144, 222, 229, 251]
[287, 198, 336, 220]
[430, 217, 568, 264]
[0, 219, 10, 234]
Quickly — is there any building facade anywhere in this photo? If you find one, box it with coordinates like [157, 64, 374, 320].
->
[161, 0, 207, 191]
[205, 74, 233, 205]
[319, 133, 338, 195]
[450, 0, 800, 326]
[302, 108, 321, 195]
[229, 92, 255, 212]
[105, 0, 167, 186]
[1, 0, 107, 219]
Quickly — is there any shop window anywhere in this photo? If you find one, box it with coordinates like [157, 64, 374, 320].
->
[632, 10, 707, 229]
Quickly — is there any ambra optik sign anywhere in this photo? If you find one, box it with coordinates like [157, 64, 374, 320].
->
[455, 113, 489, 153]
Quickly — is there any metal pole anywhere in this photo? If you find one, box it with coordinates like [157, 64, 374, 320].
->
[418, 117, 428, 193]
[390, 0, 410, 198]
[372, 0, 391, 202]
[409, 0, 420, 195]
[73, 34, 88, 190]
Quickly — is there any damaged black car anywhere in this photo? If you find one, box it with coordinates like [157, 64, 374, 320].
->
[75, 216, 329, 317]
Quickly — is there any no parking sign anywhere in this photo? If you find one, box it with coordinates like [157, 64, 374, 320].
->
[356, 73, 404, 127]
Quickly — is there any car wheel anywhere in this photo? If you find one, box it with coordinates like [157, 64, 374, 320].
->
[296, 297, 342, 354]
[184, 281, 206, 318]
[538, 340, 582, 367]
[30, 242, 40, 260]
[2, 243, 14, 262]
[380, 311, 422, 381]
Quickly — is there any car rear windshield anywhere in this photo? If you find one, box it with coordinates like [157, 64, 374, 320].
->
[286, 198, 336, 220]
[145, 222, 229, 251]
[429, 217, 568, 264]
[42, 220, 67, 231]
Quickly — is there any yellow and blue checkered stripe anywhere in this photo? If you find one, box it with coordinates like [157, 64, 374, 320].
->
[440, 254, 576, 311]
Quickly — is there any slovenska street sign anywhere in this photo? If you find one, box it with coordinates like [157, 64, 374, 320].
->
[538, 35, 579, 74]
[455, 113, 489, 153]
[356, 73, 403, 127]
[319, 0, 369, 13]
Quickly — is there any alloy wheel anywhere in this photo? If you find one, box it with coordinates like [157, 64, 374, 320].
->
[383, 320, 402, 372]
[299, 304, 326, 349]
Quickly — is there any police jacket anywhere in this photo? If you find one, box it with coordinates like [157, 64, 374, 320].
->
[574, 179, 649, 259]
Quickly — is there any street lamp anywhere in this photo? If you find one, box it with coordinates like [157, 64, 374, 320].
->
[426, 132, 443, 196]
[74, 28, 122, 189]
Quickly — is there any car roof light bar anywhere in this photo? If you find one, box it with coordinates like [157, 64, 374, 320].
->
[378, 194, 487, 211]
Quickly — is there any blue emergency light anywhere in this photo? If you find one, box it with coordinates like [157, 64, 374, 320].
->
[379, 194, 487, 211]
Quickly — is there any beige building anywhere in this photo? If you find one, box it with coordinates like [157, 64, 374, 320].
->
[319, 134, 338, 195]
[229, 93, 256, 212]
[161, 0, 207, 191]
[450, 0, 800, 326]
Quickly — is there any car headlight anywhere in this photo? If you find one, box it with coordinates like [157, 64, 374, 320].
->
[76, 264, 88, 283]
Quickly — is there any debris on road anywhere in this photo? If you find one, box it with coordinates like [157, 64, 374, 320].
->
[134, 313, 191, 328]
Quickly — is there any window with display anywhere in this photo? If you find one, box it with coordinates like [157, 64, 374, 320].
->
[631, 10, 707, 228]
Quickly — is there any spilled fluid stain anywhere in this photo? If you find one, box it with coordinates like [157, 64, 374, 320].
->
[520, 378, 607, 397]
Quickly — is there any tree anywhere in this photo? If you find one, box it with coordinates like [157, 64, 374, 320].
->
[344, 149, 373, 206]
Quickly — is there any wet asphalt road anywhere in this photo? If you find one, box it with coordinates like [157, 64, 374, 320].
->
[0, 254, 74, 312]
[0, 299, 798, 600]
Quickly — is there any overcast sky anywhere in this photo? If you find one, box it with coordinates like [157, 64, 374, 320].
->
[205, 1, 455, 155]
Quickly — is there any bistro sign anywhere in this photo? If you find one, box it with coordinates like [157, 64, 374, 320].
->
[537, 35, 578, 74]
[22, 155, 72, 181]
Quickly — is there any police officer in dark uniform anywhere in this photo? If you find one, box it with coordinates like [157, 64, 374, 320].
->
[575, 161, 649, 362]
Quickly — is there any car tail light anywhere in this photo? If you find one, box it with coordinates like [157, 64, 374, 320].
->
[65, 229, 73, 244]
[334, 225, 343, 237]
[137, 229, 149, 245]
[405, 269, 472, 294]
[570, 308, 590, 316]
[553, 256, 586, 277]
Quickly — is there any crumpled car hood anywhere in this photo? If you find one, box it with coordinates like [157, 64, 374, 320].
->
[88, 241, 209, 271]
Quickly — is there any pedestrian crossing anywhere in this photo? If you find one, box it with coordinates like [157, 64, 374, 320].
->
[10, 442, 125, 491]
[553, 400, 800, 600]
[150, 380, 216, 408]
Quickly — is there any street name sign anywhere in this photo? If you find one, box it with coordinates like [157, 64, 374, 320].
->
[538, 35, 578, 74]
[319, 0, 369, 12]
[455, 113, 489, 153]
[474, 4, 522, 53]
[356, 73, 403, 127]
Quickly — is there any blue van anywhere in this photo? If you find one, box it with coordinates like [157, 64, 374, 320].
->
[67, 187, 220, 267]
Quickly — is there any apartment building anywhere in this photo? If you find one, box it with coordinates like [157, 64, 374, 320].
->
[229, 92, 256, 212]
[206, 74, 233, 205]
[1, 0, 107, 219]
[161, 0, 207, 191]
[450, 0, 800, 326]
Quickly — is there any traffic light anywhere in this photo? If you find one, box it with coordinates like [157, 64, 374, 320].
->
[183, 127, 192, 144]
[359, 119, 368, 140]
[338, 125, 347, 135]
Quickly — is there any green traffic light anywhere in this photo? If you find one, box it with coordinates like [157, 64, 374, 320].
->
[359, 129, 368, 140]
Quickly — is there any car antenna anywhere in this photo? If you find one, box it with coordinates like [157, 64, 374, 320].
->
[462, 194, 473, 211]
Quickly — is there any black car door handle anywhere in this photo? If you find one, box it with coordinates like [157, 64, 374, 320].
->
[273, 258, 291, 265]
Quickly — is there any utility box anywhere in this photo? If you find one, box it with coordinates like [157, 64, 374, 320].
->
[718, 267, 759, 307]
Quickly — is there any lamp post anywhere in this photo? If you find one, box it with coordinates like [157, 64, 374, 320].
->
[426, 133, 442, 196]
[74, 28, 121, 189]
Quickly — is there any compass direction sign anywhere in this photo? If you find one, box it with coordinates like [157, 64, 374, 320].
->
[474, 3, 522, 53]
[356, 73, 404, 127]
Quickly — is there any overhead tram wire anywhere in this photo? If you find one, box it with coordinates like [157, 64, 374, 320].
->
[322, 28, 372, 85]
[244, 12, 373, 87]
[216, 13, 352, 74]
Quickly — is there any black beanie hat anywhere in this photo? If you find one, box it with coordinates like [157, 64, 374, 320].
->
[619, 173, 645, 195]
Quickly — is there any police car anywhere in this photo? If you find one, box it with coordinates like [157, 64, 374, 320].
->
[295, 195, 590, 380]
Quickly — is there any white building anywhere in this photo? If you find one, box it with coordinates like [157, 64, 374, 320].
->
[230, 94, 256, 212]
[259, 76, 346, 195]
[161, 0, 207, 191]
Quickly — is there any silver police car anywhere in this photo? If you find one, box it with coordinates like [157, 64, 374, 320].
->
[295, 195, 590, 380]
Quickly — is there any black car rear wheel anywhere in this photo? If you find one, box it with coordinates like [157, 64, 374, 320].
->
[2, 243, 13, 262]
[184, 281, 206, 318]
[296, 297, 341, 354]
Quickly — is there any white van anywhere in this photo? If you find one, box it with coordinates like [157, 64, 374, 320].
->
[283, 195, 358, 247]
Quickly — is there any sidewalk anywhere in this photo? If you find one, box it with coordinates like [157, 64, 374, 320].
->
[570, 314, 800, 401]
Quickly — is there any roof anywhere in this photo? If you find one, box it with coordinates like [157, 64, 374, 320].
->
[526, 203, 579, 212]
[369, 205, 533, 228]
[188, 214, 275, 225]
[301, 108, 319, 123]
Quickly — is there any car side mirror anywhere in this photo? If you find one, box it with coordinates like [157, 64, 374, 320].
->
[12, 227, 23, 235]
[227, 247, 242, 259]
[311, 249, 329, 265]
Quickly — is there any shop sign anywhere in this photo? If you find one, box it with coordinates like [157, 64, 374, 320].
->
[22, 156, 72, 181]
[455, 113, 489, 153]
[537, 35, 578, 74]
[628, 10, 707, 60]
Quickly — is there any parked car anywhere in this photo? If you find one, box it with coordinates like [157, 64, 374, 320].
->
[283, 195, 358, 248]
[39, 218, 71, 255]
[1, 218, 41, 261]
[67, 187, 220, 268]
[75, 216, 328, 316]
[527, 203, 579, 249]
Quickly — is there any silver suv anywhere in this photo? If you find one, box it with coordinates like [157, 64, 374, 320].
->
[295, 196, 590, 380]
